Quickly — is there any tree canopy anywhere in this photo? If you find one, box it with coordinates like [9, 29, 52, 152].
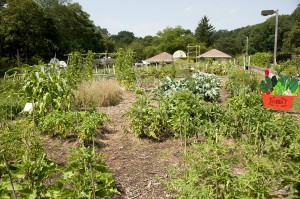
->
[195, 16, 215, 46]
[0, 1, 299, 70]
[0, 0, 106, 64]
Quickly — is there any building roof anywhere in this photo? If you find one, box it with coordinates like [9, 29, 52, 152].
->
[197, 49, 232, 59]
[145, 52, 173, 63]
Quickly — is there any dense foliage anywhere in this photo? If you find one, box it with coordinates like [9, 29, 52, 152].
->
[0, 0, 107, 67]
[38, 110, 108, 143]
[225, 70, 259, 97]
[160, 71, 300, 198]
[195, 15, 215, 46]
[1, 1, 299, 72]
[21, 64, 74, 116]
[115, 48, 136, 89]
[0, 53, 119, 198]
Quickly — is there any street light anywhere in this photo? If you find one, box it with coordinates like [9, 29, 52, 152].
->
[261, 9, 278, 66]
[246, 36, 249, 68]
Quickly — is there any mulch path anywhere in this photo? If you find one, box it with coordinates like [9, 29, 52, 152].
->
[97, 92, 183, 199]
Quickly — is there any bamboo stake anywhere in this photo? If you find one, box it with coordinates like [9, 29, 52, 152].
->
[89, 163, 96, 199]
[3, 154, 17, 199]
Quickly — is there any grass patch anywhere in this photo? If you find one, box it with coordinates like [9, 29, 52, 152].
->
[74, 78, 123, 109]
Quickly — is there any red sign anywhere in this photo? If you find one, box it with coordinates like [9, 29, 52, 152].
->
[261, 93, 297, 111]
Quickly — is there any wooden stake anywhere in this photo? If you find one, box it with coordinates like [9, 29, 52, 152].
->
[3, 154, 17, 199]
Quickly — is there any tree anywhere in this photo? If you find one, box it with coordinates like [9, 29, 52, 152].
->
[111, 31, 135, 48]
[156, 26, 196, 53]
[96, 27, 116, 52]
[128, 39, 145, 62]
[0, 0, 107, 66]
[195, 16, 215, 46]
[282, 6, 300, 53]
[214, 37, 241, 56]
[0, 0, 45, 62]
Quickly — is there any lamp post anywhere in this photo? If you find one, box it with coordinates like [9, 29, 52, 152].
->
[246, 36, 249, 68]
[261, 9, 278, 66]
[243, 36, 249, 70]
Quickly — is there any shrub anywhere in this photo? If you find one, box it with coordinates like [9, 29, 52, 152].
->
[74, 79, 123, 109]
[126, 93, 171, 140]
[251, 52, 272, 68]
[0, 119, 42, 161]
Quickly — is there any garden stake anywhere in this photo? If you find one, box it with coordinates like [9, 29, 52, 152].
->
[255, 123, 259, 154]
[184, 125, 187, 179]
[215, 128, 218, 144]
[92, 137, 96, 159]
[3, 154, 17, 199]
[89, 163, 96, 199]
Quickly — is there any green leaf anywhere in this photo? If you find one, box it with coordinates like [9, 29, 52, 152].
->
[148, 131, 157, 139]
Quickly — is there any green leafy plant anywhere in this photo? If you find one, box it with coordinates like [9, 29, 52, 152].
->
[66, 51, 95, 87]
[0, 147, 118, 199]
[271, 75, 299, 96]
[165, 135, 300, 198]
[54, 147, 119, 198]
[0, 153, 57, 199]
[251, 52, 272, 68]
[21, 64, 73, 116]
[157, 71, 221, 101]
[38, 110, 108, 144]
[115, 48, 136, 90]
[0, 119, 42, 161]
[126, 93, 170, 140]
[225, 70, 259, 97]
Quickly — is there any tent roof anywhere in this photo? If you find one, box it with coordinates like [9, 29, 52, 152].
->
[197, 49, 232, 58]
[173, 50, 187, 59]
[145, 52, 173, 63]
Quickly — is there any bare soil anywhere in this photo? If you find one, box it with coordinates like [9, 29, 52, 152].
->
[219, 75, 229, 105]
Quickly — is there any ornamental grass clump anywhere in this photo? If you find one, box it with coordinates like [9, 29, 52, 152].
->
[74, 79, 123, 109]
[260, 69, 299, 96]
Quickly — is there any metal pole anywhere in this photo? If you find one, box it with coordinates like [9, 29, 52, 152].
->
[274, 10, 278, 66]
[246, 36, 249, 66]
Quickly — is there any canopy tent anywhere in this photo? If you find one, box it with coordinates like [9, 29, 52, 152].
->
[197, 49, 232, 59]
[145, 52, 173, 64]
[173, 50, 187, 59]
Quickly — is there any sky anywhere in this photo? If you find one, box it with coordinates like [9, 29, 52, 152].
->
[73, 0, 299, 37]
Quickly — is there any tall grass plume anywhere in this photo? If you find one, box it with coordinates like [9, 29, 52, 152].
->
[74, 79, 123, 109]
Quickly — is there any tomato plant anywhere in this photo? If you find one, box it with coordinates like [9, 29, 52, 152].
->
[115, 48, 136, 90]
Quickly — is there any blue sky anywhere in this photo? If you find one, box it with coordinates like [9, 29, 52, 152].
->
[73, 0, 299, 37]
